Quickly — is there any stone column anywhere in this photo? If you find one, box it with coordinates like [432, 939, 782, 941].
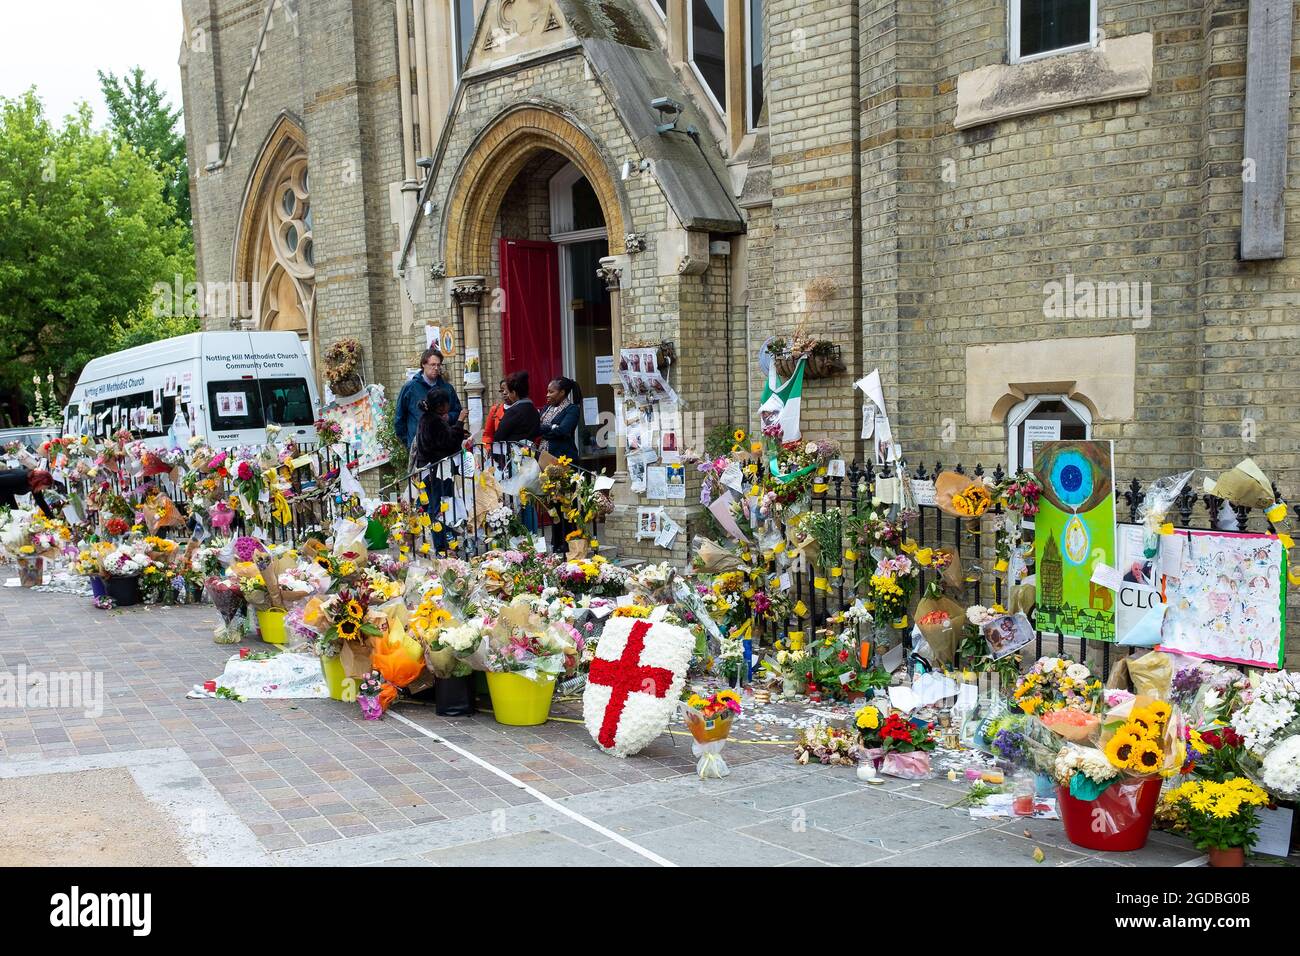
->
[450, 275, 487, 416]
[597, 257, 626, 480]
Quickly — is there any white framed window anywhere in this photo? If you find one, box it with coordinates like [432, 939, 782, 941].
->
[651, 0, 667, 19]
[1008, 0, 1096, 64]
[744, 0, 764, 130]
[688, 0, 728, 115]
[1006, 393, 1092, 474]
[451, 0, 476, 80]
[549, 163, 610, 383]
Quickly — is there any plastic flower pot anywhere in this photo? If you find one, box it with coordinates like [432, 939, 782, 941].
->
[17, 556, 43, 588]
[1208, 846, 1245, 868]
[485, 671, 556, 726]
[257, 607, 288, 645]
[1057, 776, 1162, 852]
[105, 575, 141, 607]
[320, 655, 348, 701]
[434, 674, 477, 717]
[1034, 771, 1056, 798]
[89, 576, 108, 600]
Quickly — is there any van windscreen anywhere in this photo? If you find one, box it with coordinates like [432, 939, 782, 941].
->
[207, 380, 264, 430]
[259, 379, 314, 426]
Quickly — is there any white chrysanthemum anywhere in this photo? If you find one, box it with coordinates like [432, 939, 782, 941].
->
[1066, 662, 1091, 681]
[439, 622, 480, 653]
[1260, 736, 1300, 798]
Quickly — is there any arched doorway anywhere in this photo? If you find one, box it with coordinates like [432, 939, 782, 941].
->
[444, 108, 627, 468]
[233, 115, 316, 360]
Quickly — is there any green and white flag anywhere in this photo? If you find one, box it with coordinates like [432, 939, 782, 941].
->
[759, 357, 806, 442]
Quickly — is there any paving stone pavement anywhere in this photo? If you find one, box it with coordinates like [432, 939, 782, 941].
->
[0, 583, 1227, 866]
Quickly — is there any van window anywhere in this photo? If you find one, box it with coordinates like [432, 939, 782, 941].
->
[85, 389, 172, 437]
[207, 380, 265, 431]
[259, 378, 314, 426]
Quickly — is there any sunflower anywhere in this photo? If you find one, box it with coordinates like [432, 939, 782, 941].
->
[1128, 740, 1164, 774]
[1105, 731, 1141, 769]
[337, 619, 360, 640]
[1148, 700, 1172, 723]
[733, 428, 746, 442]
[345, 599, 364, 620]
[1127, 709, 1157, 738]
[716, 690, 741, 706]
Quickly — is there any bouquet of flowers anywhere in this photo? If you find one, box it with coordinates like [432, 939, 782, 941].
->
[1231, 670, 1300, 800]
[1012, 656, 1104, 715]
[205, 576, 247, 644]
[556, 555, 631, 598]
[480, 595, 579, 678]
[101, 542, 155, 578]
[683, 689, 741, 779]
[314, 588, 384, 656]
[795, 723, 863, 767]
[314, 417, 342, 447]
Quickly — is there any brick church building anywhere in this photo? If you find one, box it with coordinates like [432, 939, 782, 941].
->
[181, 0, 1300, 562]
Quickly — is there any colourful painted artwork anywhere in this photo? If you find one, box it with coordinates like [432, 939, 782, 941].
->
[321, 384, 389, 474]
[1158, 530, 1286, 669]
[1034, 440, 1116, 642]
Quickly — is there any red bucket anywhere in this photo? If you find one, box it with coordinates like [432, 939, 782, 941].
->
[1057, 776, 1162, 852]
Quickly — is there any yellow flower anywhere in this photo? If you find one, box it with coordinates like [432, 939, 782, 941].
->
[750, 442, 762, 455]
[1128, 740, 1163, 774]
[855, 706, 880, 730]
[732, 429, 745, 442]
[1148, 701, 1172, 723]
[1105, 732, 1141, 769]
[420, 543, 431, 555]
[915, 548, 933, 566]
[1189, 729, 1208, 754]
[345, 600, 364, 620]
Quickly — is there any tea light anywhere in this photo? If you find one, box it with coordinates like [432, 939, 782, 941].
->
[203, 680, 217, 693]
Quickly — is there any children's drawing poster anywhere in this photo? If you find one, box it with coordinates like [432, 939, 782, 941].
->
[1033, 441, 1116, 642]
[1158, 529, 1286, 669]
[321, 384, 389, 473]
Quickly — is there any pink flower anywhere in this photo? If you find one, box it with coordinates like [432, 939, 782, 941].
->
[236, 461, 254, 481]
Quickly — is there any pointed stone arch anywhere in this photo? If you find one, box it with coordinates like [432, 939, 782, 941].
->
[232, 112, 316, 359]
[443, 105, 628, 276]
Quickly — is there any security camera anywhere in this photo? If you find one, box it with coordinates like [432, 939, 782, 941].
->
[651, 97, 682, 120]
[416, 156, 434, 169]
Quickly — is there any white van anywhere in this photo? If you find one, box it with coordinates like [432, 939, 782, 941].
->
[64, 331, 320, 449]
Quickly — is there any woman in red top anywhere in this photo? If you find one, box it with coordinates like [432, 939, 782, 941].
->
[480, 378, 508, 448]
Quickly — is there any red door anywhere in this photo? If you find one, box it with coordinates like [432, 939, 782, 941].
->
[499, 238, 562, 394]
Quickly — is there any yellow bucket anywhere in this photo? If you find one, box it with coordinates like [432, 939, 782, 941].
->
[320, 654, 348, 701]
[485, 671, 556, 726]
[257, 607, 288, 645]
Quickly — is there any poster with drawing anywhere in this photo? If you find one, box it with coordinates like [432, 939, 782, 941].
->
[320, 384, 390, 473]
[217, 391, 248, 417]
[1033, 440, 1116, 642]
[1158, 529, 1286, 669]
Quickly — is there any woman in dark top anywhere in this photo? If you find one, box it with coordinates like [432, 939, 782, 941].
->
[537, 376, 582, 462]
[492, 370, 541, 448]
[0, 468, 54, 517]
[413, 393, 466, 554]
[413, 393, 467, 468]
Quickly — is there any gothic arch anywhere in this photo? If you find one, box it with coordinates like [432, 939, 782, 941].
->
[232, 113, 316, 349]
[443, 105, 628, 276]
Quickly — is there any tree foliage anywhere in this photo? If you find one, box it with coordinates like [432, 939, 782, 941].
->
[98, 67, 190, 229]
[0, 91, 190, 425]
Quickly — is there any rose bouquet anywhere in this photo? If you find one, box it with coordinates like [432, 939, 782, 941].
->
[205, 576, 247, 644]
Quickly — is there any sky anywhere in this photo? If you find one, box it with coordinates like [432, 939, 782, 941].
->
[0, 1, 187, 129]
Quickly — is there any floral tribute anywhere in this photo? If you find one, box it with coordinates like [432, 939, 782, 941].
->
[582, 617, 693, 758]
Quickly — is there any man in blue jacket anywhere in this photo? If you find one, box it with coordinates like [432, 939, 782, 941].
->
[394, 348, 462, 451]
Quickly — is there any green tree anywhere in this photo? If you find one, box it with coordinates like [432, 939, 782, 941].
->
[0, 91, 189, 425]
[110, 301, 201, 354]
[98, 67, 190, 229]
